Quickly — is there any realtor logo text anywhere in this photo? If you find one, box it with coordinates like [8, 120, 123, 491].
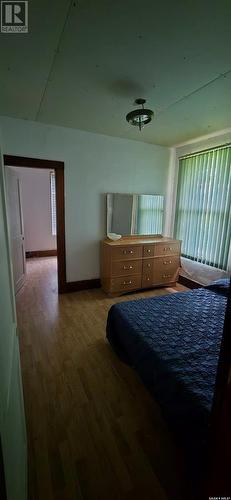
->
[1, 1, 28, 33]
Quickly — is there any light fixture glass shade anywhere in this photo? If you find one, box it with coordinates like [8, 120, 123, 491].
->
[126, 99, 154, 131]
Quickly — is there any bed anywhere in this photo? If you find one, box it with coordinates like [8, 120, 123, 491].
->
[106, 279, 229, 484]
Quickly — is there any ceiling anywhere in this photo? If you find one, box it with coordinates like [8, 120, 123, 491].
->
[0, 0, 231, 146]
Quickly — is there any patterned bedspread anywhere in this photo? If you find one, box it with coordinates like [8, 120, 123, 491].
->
[106, 283, 228, 481]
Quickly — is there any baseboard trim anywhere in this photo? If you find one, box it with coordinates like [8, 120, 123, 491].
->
[64, 278, 101, 293]
[178, 275, 202, 289]
[26, 250, 57, 258]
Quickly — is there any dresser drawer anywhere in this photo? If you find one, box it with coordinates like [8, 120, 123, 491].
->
[154, 242, 180, 256]
[111, 259, 142, 277]
[111, 245, 142, 261]
[142, 259, 154, 274]
[142, 259, 154, 288]
[153, 267, 179, 285]
[143, 244, 154, 257]
[142, 273, 152, 288]
[154, 255, 180, 272]
[109, 276, 142, 293]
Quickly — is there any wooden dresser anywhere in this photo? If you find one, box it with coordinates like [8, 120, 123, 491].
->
[101, 236, 181, 296]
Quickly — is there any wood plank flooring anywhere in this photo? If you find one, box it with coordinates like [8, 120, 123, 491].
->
[16, 257, 190, 500]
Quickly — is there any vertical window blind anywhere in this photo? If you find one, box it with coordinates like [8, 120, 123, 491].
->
[174, 145, 231, 270]
[50, 171, 57, 236]
[137, 195, 163, 234]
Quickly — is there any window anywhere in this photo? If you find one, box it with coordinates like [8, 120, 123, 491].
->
[50, 171, 57, 236]
[174, 146, 231, 270]
[137, 195, 164, 234]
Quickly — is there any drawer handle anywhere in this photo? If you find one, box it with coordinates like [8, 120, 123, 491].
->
[123, 250, 133, 254]
[123, 265, 133, 270]
[146, 277, 150, 281]
[164, 247, 172, 251]
[163, 260, 172, 265]
[123, 280, 132, 285]
[147, 249, 151, 253]
[147, 263, 151, 268]
[162, 274, 172, 278]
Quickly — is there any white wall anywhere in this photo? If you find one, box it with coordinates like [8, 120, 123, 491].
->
[0, 116, 170, 282]
[16, 167, 57, 252]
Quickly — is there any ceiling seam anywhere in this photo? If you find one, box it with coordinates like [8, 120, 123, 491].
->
[35, 0, 74, 122]
[157, 68, 231, 116]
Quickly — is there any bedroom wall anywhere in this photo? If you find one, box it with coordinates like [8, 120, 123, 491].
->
[0, 116, 170, 282]
[14, 167, 57, 252]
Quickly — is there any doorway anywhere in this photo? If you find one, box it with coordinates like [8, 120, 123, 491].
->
[3, 156, 66, 294]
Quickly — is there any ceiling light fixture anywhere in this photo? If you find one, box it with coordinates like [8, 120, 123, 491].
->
[126, 98, 154, 131]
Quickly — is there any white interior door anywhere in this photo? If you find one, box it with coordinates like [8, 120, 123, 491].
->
[0, 150, 28, 500]
[5, 167, 26, 293]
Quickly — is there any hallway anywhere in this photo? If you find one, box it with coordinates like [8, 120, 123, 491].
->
[16, 258, 188, 500]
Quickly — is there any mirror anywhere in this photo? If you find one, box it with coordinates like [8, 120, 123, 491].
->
[107, 193, 164, 236]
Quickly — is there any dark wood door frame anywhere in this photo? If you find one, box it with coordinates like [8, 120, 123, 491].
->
[4, 155, 66, 293]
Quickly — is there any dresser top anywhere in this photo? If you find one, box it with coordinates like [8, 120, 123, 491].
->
[103, 236, 179, 246]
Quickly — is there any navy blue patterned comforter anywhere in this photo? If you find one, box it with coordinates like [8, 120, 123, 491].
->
[106, 283, 228, 481]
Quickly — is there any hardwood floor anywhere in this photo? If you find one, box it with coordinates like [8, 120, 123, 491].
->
[17, 257, 189, 500]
